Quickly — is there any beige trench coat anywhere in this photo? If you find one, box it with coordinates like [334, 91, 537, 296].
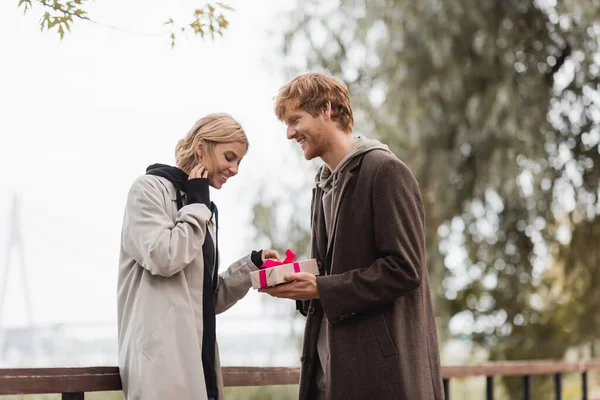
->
[117, 174, 258, 400]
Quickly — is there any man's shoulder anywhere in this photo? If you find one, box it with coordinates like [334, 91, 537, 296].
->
[361, 150, 418, 185]
[361, 149, 408, 171]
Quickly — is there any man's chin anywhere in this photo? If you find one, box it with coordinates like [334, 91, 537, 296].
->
[302, 148, 317, 161]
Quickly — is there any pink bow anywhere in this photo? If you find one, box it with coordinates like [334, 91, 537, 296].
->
[258, 249, 300, 288]
[262, 249, 296, 269]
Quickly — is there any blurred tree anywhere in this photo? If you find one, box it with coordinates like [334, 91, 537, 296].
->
[250, 152, 316, 354]
[16, 0, 233, 47]
[254, 0, 600, 398]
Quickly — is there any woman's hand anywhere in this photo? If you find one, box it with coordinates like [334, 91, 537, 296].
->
[262, 249, 281, 262]
[189, 163, 209, 179]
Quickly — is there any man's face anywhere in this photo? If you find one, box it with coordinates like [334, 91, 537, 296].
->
[282, 106, 331, 160]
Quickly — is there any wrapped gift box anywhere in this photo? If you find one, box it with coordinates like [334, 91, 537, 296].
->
[251, 258, 320, 289]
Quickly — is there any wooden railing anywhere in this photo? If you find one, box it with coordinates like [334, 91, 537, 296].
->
[1, 360, 600, 399]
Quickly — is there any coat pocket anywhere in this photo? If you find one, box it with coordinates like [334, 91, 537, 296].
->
[139, 305, 176, 361]
[371, 310, 398, 358]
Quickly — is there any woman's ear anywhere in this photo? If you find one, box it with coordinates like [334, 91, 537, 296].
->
[196, 139, 204, 160]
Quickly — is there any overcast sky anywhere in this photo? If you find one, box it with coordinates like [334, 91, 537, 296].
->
[0, 0, 316, 328]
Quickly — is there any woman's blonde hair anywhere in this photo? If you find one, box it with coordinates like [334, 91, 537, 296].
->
[175, 113, 248, 174]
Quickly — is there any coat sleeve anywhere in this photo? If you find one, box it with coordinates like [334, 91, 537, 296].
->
[214, 254, 260, 314]
[317, 158, 425, 326]
[121, 175, 212, 277]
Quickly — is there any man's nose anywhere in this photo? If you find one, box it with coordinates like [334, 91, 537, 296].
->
[286, 126, 296, 140]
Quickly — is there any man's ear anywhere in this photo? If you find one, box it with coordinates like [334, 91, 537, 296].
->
[322, 101, 332, 120]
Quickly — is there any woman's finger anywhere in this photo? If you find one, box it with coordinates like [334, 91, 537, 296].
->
[189, 165, 201, 179]
[263, 250, 281, 261]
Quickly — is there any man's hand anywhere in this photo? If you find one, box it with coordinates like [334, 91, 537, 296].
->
[258, 272, 319, 300]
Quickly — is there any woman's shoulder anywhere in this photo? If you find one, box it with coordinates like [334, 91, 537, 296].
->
[127, 174, 177, 202]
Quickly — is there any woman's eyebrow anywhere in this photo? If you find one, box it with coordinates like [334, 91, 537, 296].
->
[227, 150, 241, 159]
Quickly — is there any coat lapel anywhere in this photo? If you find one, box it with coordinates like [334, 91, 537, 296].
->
[311, 187, 328, 269]
[325, 156, 362, 262]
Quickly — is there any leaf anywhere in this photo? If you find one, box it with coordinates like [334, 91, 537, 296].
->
[58, 24, 65, 39]
[216, 2, 234, 11]
[47, 16, 58, 28]
[217, 15, 228, 28]
[163, 18, 174, 25]
[39, 11, 51, 31]
[18, 0, 32, 14]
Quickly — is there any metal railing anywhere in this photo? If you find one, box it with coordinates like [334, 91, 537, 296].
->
[1, 360, 599, 399]
[442, 360, 600, 399]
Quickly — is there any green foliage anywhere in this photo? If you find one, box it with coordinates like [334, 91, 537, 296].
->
[224, 385, 299, 400]
[164, 3, 233, 48]
[17, 1, 233, 46]
[18, 0, 89, 39]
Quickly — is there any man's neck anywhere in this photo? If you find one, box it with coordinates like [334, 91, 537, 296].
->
[322, 132, 355, 171]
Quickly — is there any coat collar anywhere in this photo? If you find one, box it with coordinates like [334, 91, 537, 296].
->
[313, 155, 364, 268]
[326, 156, 362, 257]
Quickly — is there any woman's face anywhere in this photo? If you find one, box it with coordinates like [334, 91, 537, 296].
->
[202, 142, 247, 189]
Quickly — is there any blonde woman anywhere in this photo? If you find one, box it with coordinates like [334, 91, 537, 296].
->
[117, 113, 279, 400]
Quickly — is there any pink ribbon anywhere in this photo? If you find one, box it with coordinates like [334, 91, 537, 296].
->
[259, 269, 268, 289]
[258, 249, 300, 288]
[262, 249, 296, 268]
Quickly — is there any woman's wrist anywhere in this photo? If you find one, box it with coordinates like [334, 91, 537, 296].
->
[251, 250, 264, 268]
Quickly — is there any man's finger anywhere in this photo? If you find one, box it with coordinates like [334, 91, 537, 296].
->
[284, 272, 313, 281]
[283, 273, 298, 282]
[258, 282, 291, 294]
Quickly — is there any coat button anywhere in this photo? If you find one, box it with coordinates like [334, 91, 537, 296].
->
[308, 306, 315, 314]
[300, 355, 306, 363]
[339, 315, 345, 321]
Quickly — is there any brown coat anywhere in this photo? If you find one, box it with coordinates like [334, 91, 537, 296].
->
[297, 150, 444, 400]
